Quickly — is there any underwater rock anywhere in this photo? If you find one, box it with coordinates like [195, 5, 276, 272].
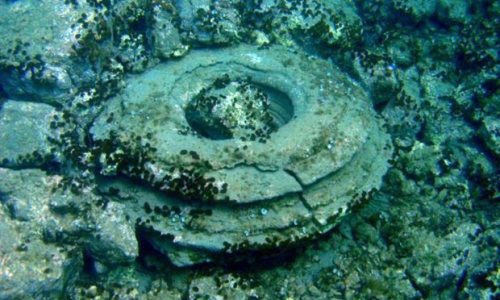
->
[173, 0, 241, 45]
[436, 0, 470, 24]
[403, 222, 483, 297]
[152, 7, 188, 59]
[0, 207, 82, 299]
[0, 100, 58, 168]
[480, 116, 500, 157]
[0, 0, 496, 298]
[391, 0, 437, 23]
[0, 168, 82, 299]
[0, 0, 162, 104]
[188, 274, 257, 299]
[88, 202, 139, 265]
[0, 0, 89, 103]
[89, 45, 392, 266]
[0, 168, 56, 222]
[248, 0, 362, 51]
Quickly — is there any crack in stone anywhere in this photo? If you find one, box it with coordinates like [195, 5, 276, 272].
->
[283, 168, 305, 188]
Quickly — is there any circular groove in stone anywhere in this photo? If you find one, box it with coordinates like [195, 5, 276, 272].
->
[90, 45, 393, 266]
[184, 76, 293, 141]
[256, 83, 294, 127]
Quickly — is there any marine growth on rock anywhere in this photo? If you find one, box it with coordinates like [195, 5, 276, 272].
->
[1, 0, 498, 298]
[90, 45, 392, 266]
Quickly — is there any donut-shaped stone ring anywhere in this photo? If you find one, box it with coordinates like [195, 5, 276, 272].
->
[90, 45, 392, 266]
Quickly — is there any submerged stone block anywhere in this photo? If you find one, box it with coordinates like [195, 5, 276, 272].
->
[0, 101, 57, 168]
[90, 45, 392, 266]
[0, 168, 82, 299]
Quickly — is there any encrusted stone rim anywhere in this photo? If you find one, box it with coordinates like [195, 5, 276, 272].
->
[89, 45, 392, 266]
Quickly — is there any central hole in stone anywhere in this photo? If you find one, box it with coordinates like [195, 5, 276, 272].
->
[185, 75, 294, 141]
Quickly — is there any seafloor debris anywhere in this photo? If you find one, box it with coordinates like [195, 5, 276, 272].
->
[90, 45, 392, 266]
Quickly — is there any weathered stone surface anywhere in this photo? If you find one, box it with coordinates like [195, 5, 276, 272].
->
[152, 8, 188, 58]
[436, 0, 470, 24]
[90, 45, 392, 265]
[98, 177, 314, 266]
[91, 45, 373, 197]
[303, 121, 392, 228]
[0, 100, 57, 168]
[0, 168, 58, 223]
[88, 202, 139, 265]
[0, 1, 85, 103]
[391, 0, 437, 23]
[175, 0, 241, 45]
[0, 168, 82, 299]
[188, 274, 258, 299]
[0, 0, 497, 298]
[206, 167, 302, 203]
[480, 116, 500, 157]
[0, 209, 82, 299]
[403, 222, 483, 295]
[0, 0, 163, 104]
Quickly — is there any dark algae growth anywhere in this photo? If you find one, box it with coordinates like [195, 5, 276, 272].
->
[0, 0, 498, 299]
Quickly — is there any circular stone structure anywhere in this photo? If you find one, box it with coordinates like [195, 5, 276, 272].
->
[90, 45, 392, 266]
